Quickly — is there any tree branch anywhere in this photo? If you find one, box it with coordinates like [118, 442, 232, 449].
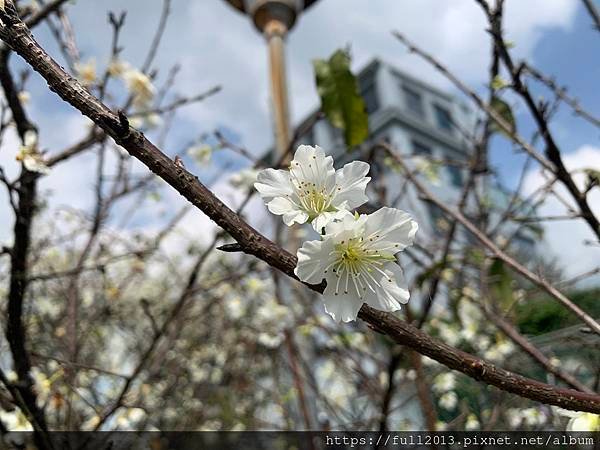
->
[581, 0, 600, 31]
[0, 18, 50, 446]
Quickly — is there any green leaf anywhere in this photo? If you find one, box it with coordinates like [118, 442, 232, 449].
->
[313, 49, 369, 148]
[488, 258, 514, 309]
[490, 96, 516, 137]
[516, 288, 600, 335]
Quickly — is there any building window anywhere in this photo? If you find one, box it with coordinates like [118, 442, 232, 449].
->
[434, 104, 453, 132]
[447, 165, 462, 187]
[359, 71, 379, 115]
[362, 87, 379, 115]
[412, 140, 432, 156]
[403, 86, 424, 116]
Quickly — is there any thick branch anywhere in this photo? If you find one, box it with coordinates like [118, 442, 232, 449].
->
[0, 28, 50, 444]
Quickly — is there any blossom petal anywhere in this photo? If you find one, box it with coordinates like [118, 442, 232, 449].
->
[295, 238, 334, 284]
[311, 209, 350, 233]
[333, 161, 370, 209]
[23, 156, 50, 175]
[267, 197, 308, 226]
[364, 207, 418, 251]
[24, 130, 37, 147]
[323, 274, 365, 323]
[290, 145, 335, 187]
[254, 168, 293, 199]
[553, 407, 580, 419]
[324, 210, 363, 236]
[568, 414, 600, 431]
[364, 263, 409, 312]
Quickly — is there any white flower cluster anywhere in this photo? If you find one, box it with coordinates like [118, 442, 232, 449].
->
[507, 407, 547, 428]
[75, 58, 156, 110]
[255, 145, 418, 322]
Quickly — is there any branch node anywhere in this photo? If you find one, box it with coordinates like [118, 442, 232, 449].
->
[117, 109, 130, 138]
[216, 243, 243, 253]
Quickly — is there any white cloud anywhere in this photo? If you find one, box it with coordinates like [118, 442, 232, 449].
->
[523, 146, 600, 284]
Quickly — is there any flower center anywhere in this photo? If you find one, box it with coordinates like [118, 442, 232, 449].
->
[295, 182, 336, 219]
[288, 158, 340, 219]
[340, 244, 362, 263]
[324, 237, 396, 299]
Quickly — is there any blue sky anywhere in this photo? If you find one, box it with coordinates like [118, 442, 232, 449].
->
[0, 0, 598, 279]
[489, 4, 600, 187]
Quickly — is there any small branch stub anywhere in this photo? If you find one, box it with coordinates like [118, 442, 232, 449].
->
[217, 243, 243, 253]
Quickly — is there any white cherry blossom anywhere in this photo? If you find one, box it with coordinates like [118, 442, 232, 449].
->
[254, 145, 370, 231]
[16, 130, 50, 175]
[123, 68, 155, 107]
[554, 407, 600, 431]
[294, 207, 418, 322]
[439, 391, 458, 410]
[74, 59, 97, 86]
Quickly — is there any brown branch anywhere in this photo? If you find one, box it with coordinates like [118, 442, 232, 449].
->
[377, 349, 402, 432]
[523, 64, 600, 129]
[131, 85, 222, 118]
[0, 22, 50, 445]
[25, 0, 70, 28]
[358, 305, 600, 413]
[581, 0, 600, 31]
[46, 128, 105, 167]
[409, 350, 438, 432]
[0, 3, 599, 413]
[141, 0, 171, 73]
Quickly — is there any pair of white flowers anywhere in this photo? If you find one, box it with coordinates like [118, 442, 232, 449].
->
[255, 145, 418, 322]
